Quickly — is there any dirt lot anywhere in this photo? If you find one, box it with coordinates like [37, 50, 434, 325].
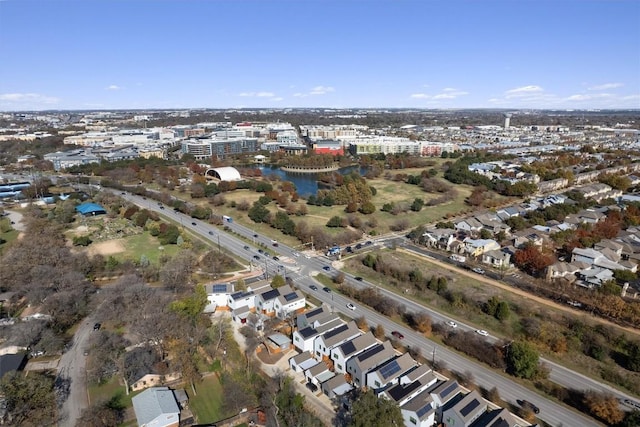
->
[86, 239, 126, 256]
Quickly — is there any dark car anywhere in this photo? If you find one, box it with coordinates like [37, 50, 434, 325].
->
[305, 382, 318, 392]
[517, 400, 540, 414]
[208, 231, 214, 235]
[159, 206, 164, 209]
[273, 256, 279, 261]
[253, 255, 261, 260]
[355, 243, 363, 250]
[310, 285, 318, 291]
[323, 287, 331, 293]
[258, 249, 264, 254]
[253, 233, 258, 238]
[93, 323, 101, 331]
[243, 245, 250, 250]
[345, 246, 353, 253]
[391, 330, 404, 340]
[322, 266, 331, 271]
[354, 276, 363, 281]
[191, 222, 197, 226]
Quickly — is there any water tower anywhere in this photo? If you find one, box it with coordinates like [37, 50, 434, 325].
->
[504, 113, 512, 129]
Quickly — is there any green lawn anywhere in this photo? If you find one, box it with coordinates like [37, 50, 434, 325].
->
[88, 376, 141, 409]
[115, 232, 181, 264]
[189, 375, 225, 424]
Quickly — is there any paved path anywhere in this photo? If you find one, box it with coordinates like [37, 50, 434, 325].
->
[227, 313, 335, 425]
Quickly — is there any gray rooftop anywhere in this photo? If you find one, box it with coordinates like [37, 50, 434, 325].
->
[132, 387, 180, 426]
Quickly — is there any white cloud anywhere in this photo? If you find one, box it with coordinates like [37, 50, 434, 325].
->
[505, 85, 543, 98]
[588, 83, 623, 91]
[410, 93, 431, 99]
[272, 97, 284, 101]
[105, 85, 121, 91]
[238, 91, 276, 98]
[0, 93, 60, 109]
[293, 92, 305, 98]
[433, 89, 468, 99]
[309, 85, 335, 95]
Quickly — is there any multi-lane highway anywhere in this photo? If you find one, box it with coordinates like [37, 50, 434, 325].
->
[122, 191, 639, 427]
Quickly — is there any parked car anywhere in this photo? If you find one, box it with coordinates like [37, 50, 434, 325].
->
[391, 331, 404, 340]
[93, 323, 101, 331]
[517, 399, 540, 414]
[472, 267, 485, 274]
[475, 329, 488, 336]
[346, 303, 356, 310]
[305, 382, 318, 392]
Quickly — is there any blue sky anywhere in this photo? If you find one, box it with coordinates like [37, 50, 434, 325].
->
[1, 0, 638, 111]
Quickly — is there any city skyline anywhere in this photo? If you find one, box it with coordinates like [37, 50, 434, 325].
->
[1, 0, 639, 111]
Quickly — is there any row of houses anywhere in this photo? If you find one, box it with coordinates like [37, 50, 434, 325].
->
[287, 305, 532, 427]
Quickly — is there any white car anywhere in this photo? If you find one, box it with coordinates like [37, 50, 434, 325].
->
[346, 303, 356, 311]
[447, 321, 458, 328]
[292, 252, 299, 257]
[475, 329, 489, 336]
[472, 267, 485, 275]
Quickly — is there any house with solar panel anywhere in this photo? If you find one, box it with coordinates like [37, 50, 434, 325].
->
[296, 305, 332, 329]
[255, 285, 305, 319]
[313, 321, 361, 363]
[204, 283, 233, 313]
[292, 317, 344, 353]
[378, 366, 439, 407]
[365, 352, 418, 391]
[442, 390, 487, 427]
[400, 387, 437, 427]
[330, 331, 378, 374]
[345, 340, 396, 387]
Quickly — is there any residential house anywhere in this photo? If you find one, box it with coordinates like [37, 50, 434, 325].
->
[400, 388, 437, 427]
[463, 238, 501, 257]
[430, 379, 463, 412]
[321, 374, 354, 399]
[292, 317, 344, 353]
[378, 367, 438, 407]
[0, 352, 27, 379]
[473, 408, 523, 427]
[481, 249, 512, 269]
[305, 362, 335, 389]
[132, 387, 180, 427]
[345, 341, 396, 387]
[496, 206, 522, 221]
[578, 267, 615, 288]
[204, 282, 233, 313]
[546, 261, 587, 282]
[455, 218, 484, 235]
[442, 390, 487, 427]
[289, 351, 319, 373]
[227, 290, 255, 312]
[422, 228, 457, 251]
[331, 331, 378, 374]
[296, 305, 330, 330]
[274, 288, 305, 319]
[313, 321, 361, 362]
[365, 352, 418, 390]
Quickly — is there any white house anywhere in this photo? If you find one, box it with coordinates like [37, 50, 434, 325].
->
[274, 288, 305, 319]
[313, 321, 361, 362]
[292, 317, 344, 353]
[330, 331, 378, 374]
[305, 362, 334, 388]
[400, 388, 436, 427]
[227, 290, 255, 311]
[378, 367, 438, 407]
[289, 352, 319, 373]
[321, 374, 353, 399]
[442, 390, 487, 427]
[346, 341, 396, 388]
[204, 283, 233, 313]
[365, 352, 417, 390]
[463, 238, 501, 257]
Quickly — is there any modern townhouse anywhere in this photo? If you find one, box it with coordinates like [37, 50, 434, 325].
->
[313, 321, 361, 362]
[365, 352, 418, 391]
[292, 317, 344, 353]
[345, 341, 396, 388]
[442, 390, 487, 427]
[330, 331, 378, 374]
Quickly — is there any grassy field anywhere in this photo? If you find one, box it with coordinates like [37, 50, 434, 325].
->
[189, 375, 225, 424]
[114, 232, 181, 264]
[88, 376, 142, 410]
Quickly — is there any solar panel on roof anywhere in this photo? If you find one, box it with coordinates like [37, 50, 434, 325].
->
[357, 343, 383, 361]
[324, 324, 348, 339]
[379, 360, 402, 379]
[416, 403, 432, 418]
[459, 399, 481, 417]
[440, 381, 459, 398]
[340, 340, 356, 356]
[212, 284, 227, 293]
[283, 292, 298, 302]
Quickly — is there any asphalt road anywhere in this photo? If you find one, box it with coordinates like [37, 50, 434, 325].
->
[119, 191, 638, 427]
[57, 318, 92, 427]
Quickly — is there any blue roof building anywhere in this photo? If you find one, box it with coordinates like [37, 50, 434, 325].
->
[75, 202, 106, 216]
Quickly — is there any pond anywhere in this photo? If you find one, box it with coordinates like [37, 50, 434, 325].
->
[256, 165, 364, 197]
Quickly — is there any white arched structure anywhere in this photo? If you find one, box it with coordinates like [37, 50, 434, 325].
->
[205, 166, 242, 182]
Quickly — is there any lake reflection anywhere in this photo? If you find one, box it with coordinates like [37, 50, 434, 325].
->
[256, 165, 363, 197]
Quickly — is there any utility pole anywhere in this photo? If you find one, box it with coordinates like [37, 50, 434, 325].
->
[217, 234, 221, 254]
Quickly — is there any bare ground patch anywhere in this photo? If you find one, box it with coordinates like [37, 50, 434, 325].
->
[87, 239, 126, 256]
